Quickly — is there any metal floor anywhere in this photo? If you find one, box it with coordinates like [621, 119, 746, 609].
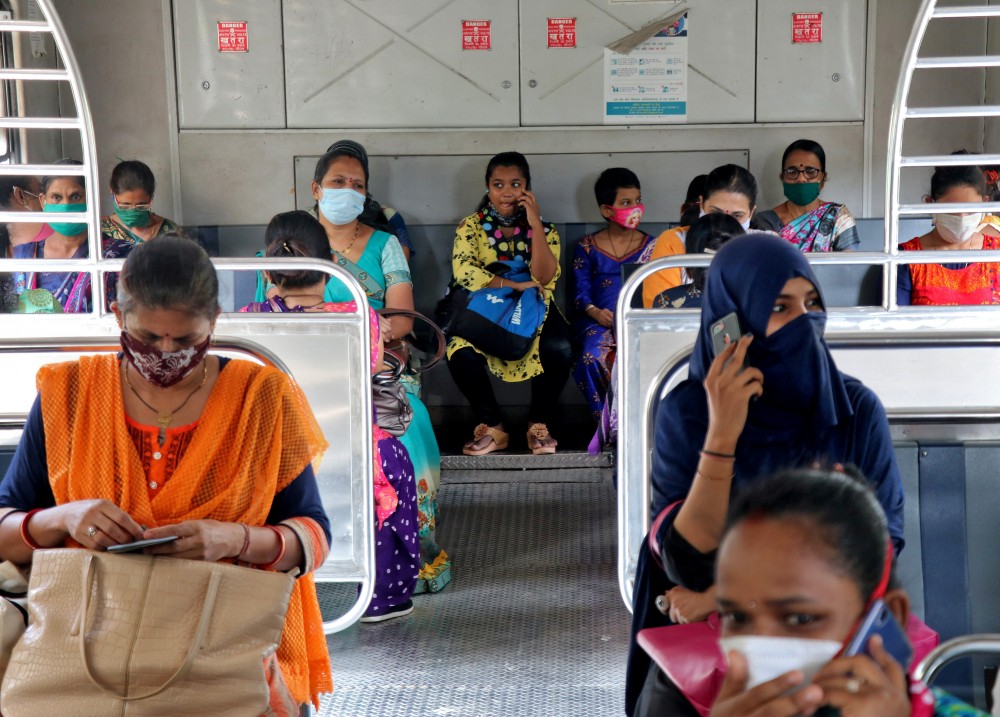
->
[315, 467, 627, 717]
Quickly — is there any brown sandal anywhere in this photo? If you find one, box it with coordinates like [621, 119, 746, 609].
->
[462, 424, 509, 456]
[527, 423, 557, 455]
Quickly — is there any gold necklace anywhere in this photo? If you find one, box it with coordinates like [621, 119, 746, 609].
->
[334, 221, 361, 257]
[123, 360, 208, 444]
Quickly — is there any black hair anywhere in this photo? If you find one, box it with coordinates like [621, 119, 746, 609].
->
[594, 167, 641, 208]
[110, 160, 155, 197]
[680, 174, 707, 225]
[263, 210, 331, 290]
[930, 149, 987, 200]
[724, 467, 890, 603]
[313, 149, 369, 185]
[478, 151, 532, 212]
[41, 158, 84, 194]
[0, 174, 40, 258]
[117, 233, 219, 319]
[703, 164, 758, 209]
[781, 139, 827, 174]
[685, 213, 745, 290]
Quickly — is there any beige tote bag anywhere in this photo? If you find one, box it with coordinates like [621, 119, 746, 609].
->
[1, 549, 295, 716]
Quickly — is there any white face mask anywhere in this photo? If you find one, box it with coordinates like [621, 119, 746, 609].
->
[698, 208, 752, 232]
[934, 212, 983, 245]
[719, 635, 842, 690]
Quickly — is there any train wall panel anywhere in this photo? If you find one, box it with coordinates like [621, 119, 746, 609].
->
[172, 0, 286, 129]
[756, 0, 867, 122]
[282, 0, 521, 129]
[518, 0, 755, 126]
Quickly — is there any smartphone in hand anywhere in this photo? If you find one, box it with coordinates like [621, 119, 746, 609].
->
[710, 312, 745, 370]
[843, 599, 913, 670]
[106, 535, 179, 554]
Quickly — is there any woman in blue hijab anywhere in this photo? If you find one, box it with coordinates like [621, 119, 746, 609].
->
[626, 233, 905, 717]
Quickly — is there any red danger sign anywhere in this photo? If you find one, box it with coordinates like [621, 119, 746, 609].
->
[218, 21, 248, 53]
[792, 13, 822, 44]
[462, 20, 491, 51]
[547, 17, 576, 49]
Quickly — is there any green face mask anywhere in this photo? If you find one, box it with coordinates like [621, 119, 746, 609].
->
[115, 205, 151, 228]
[783, 181, 822, 207]
[43, 202, 87, 236]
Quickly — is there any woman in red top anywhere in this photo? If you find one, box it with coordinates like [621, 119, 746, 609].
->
[898, 156, 1000, 305]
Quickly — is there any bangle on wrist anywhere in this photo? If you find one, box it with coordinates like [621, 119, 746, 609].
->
[0, 509, 25, 533]
[700, 449, 736, 460]
[19, 509, 43, 551]
[256, 525, 286, 571]
[696, 469, 734, 483]
[236, 523, 251, 562]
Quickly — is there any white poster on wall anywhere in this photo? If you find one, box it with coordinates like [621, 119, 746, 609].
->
[603, 12, 688, 124]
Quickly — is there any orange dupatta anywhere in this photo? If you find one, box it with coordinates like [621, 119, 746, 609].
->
[38, 354, 332, 706]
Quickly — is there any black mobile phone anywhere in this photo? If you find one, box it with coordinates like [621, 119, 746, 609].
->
[106, 535, 179, 554]
[710, 312, 744, 369]
[843, 599, 913, 670]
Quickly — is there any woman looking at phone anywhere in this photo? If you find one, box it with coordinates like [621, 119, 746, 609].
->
[703, 468, 983, 717]
[626, 233, 906, 717]
[0, 236, 332, 713]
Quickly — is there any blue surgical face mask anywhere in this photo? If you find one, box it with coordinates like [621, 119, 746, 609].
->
[318, 188, 366, 225]
[43, 202, 87, 236]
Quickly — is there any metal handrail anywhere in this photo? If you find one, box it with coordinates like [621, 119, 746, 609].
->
[0, 256, 376, 634]
[913, 635, 1000, 685]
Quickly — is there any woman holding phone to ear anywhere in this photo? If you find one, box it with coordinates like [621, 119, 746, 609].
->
[626, 234, 906, 717]
[698, 469, 983, 717]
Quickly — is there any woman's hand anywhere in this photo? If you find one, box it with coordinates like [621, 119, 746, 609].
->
[703, 335, 764, 450]
[508, 279, 547, 294]
[809, 636, 910, 717]
[518, 190, 542, 226]
[56, 499, 145, 549]
[663, 585, 715, 625]
[588, 307, 614, 329]
[379, 315, 394, 342]
[710, 651, 823, 717]
[143, 520, 243, 562]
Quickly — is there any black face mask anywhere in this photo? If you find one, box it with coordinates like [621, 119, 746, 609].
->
[747, 310, 830, 418]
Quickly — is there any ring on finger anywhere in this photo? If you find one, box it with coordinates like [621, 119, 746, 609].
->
[845, 677, 863, 694]
[655, 595, 669, 614]
[85, 525, 98, 538]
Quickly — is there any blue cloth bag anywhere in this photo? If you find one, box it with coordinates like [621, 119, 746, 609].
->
[449, 257, 547, 361]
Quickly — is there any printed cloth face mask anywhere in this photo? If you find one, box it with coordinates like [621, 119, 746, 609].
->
[120, 331, 210, 388]
[608, 204, 645, 229]
[318, 188, 366, 225]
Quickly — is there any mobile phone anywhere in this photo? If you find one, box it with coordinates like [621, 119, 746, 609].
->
[106, 535, 179, 554]
[710, 312, 744, 369]
[843, 599, 913, 670]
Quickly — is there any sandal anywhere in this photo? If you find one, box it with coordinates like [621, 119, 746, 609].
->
[462, 423, 509, 456]
[527, 423, 557, 455]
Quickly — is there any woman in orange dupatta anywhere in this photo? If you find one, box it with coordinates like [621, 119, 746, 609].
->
[0, 236, 332, 715]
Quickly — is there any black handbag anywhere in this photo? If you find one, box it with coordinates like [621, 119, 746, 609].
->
[371, 309, 446, 436]
[372, 351, 413, 437]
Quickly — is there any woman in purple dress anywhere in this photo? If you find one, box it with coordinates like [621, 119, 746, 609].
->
[572, 168, 655, 420]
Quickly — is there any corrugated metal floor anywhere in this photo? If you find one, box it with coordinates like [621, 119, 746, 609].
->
[316, 469, 627, 717]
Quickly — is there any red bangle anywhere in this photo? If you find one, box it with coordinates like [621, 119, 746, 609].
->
[236, 523, 251, 562]
[256, 525, 286, 571]
[19, 509, 44, 550]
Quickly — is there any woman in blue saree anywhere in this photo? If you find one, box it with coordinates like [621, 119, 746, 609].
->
[755, 139, 860, 253]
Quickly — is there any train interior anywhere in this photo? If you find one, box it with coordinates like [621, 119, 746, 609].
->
[1, 0, 1000, 715]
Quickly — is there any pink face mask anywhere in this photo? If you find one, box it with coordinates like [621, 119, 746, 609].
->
[608, 204, 645, 229]
[120, 331, 210, 388]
